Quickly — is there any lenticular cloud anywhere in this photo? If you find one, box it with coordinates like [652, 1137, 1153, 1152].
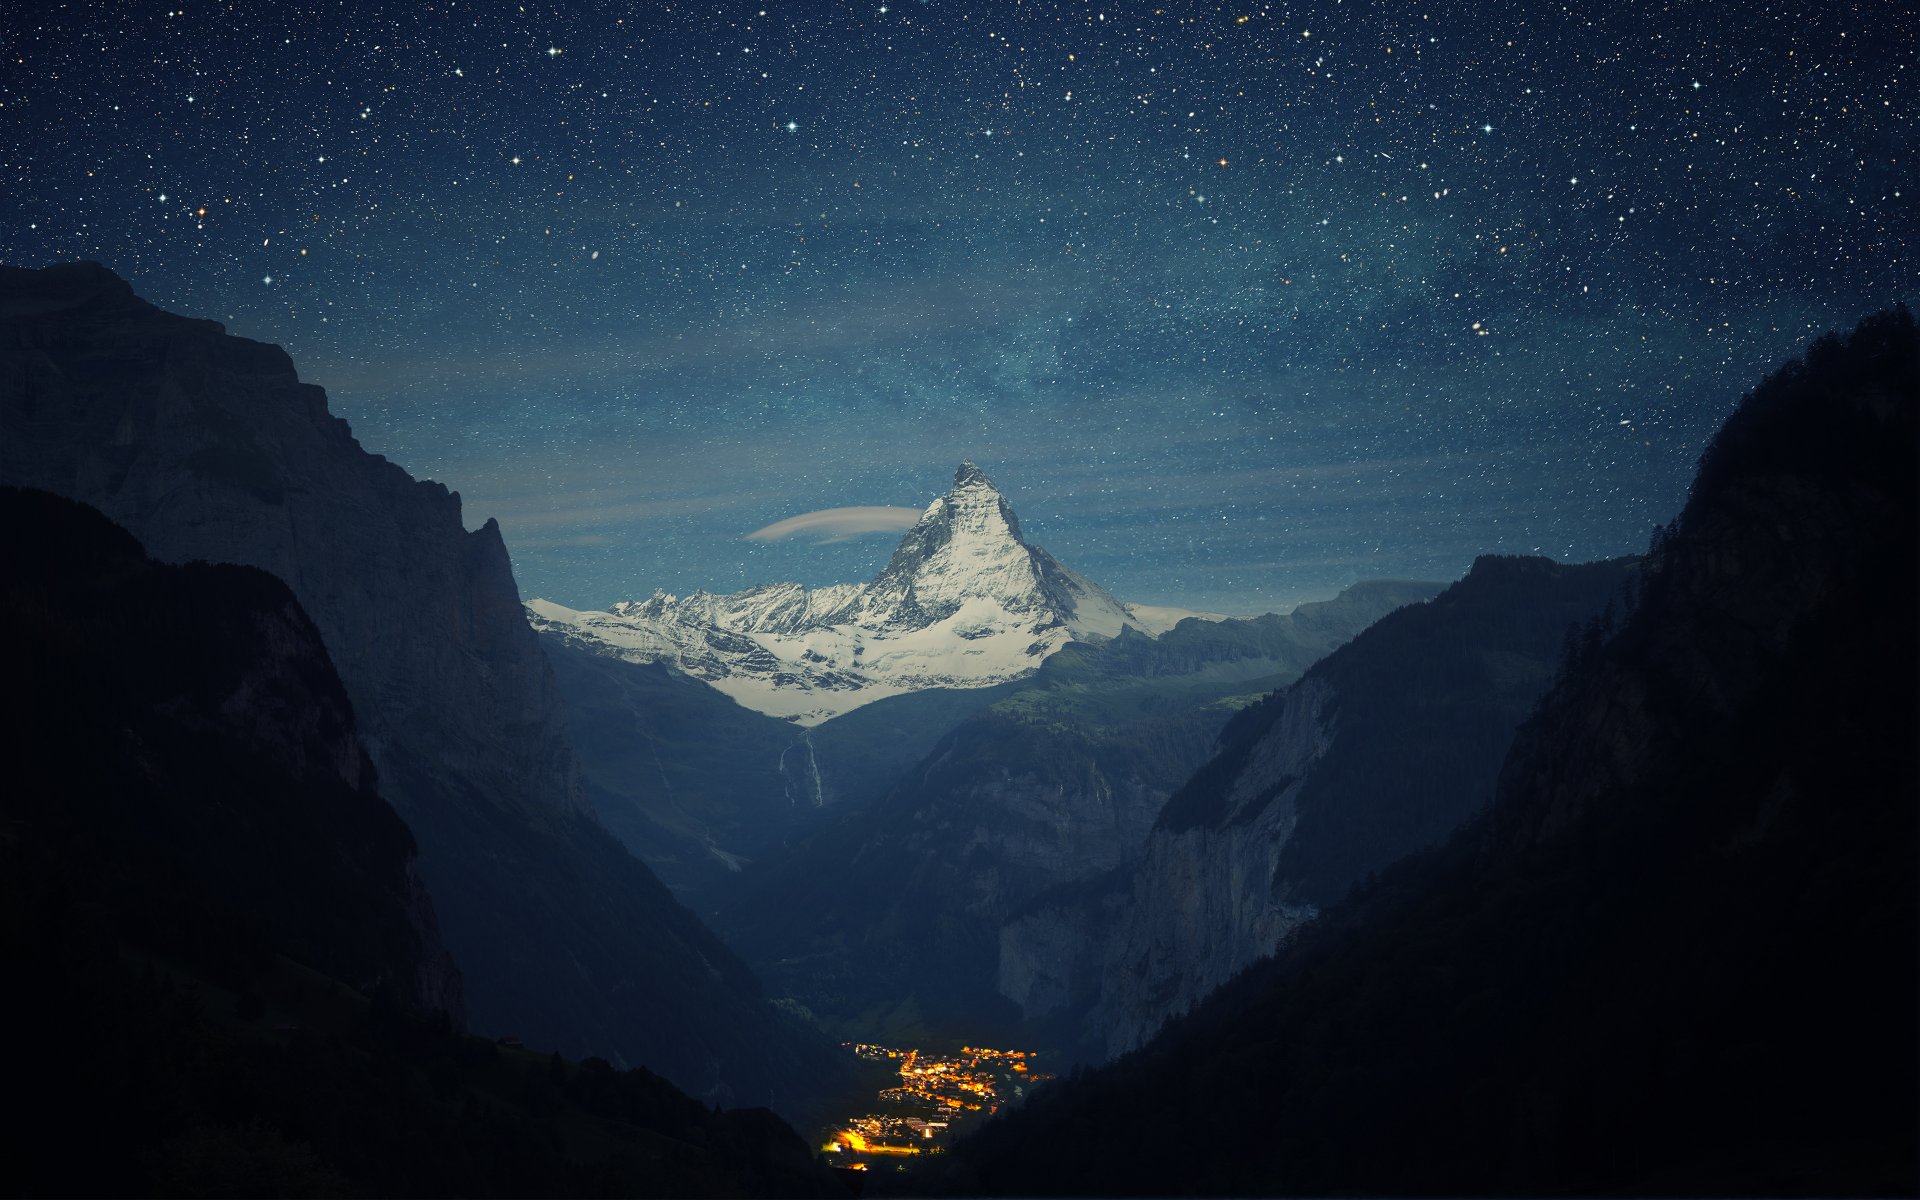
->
[744, 505, 922, 544]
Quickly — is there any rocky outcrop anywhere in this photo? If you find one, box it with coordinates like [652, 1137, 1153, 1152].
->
[1008, 554, 1638, 1059]
[1489, 306, 1920, 856]
[995, 873, 1130, 1025]
[0, 262, 843, 1119]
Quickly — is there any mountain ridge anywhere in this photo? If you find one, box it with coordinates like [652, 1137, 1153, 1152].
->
[0, 260, 849, 1123]
[934, 304, 1919, 1197]
[529, 461, 1191, 724]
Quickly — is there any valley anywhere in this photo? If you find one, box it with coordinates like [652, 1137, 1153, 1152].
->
[0, 256, 1910, 1196]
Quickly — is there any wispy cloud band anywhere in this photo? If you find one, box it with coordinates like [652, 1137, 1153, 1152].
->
[745, 506, 922, 544]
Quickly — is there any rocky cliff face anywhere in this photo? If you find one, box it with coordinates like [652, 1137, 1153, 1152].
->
[1489, 306, 1920, 857]
[0, 262, 578, 822]
[1023, 678, 1334, 1055]
[1006, 554, 1638, 1059]
[0, 262, 843, 1118]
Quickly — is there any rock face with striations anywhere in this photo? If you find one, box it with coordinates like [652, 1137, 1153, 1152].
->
[1003, 553, 1639, 1059]
[0, 262, 840, 1116]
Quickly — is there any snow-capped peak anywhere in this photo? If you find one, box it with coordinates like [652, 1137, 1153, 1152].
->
[526, 463, 1144, 723]
[853, 459, 1131, 637]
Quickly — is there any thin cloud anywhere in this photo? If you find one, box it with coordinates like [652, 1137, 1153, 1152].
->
[745, 506, 922, 545]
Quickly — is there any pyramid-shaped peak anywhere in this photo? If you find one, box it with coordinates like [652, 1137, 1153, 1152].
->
[953, 460, 996, 489]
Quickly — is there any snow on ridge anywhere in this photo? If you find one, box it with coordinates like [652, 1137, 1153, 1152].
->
[525, 463, 1153, 724]
[1122, 604, 1232, 637]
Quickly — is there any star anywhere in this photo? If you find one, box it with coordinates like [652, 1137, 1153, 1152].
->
[0, 0, 1896, 621]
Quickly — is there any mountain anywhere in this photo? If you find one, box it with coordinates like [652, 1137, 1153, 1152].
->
[543, 638, 1028, 897]
[1, 484, 459, 1020]
[711, 579, 1441, 1043]
[936, 307, 1919, 1196]
[529, 461, 1154, 725]
[1, 487, 842, 1197]
[0, 262, 845, 1120]
[534, 459, 1267, 905]
[1001, 553, 1638, 1060]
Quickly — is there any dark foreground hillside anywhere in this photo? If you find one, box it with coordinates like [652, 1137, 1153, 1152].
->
[932, 306, 1920, 1197]
[0, 487, 845, 1198]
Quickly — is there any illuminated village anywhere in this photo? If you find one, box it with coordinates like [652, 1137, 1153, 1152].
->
[822, 1043, 1053, 1171]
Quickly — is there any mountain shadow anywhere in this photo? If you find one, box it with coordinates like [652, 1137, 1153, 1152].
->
[0, 486, 846, 1198]
[933, 306, 1919, 1196]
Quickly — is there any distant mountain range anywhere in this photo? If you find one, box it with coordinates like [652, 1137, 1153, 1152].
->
[527, 459, 1446, 1039]
[529, 461, 1223, 724]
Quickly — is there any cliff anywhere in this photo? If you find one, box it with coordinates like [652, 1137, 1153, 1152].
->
[1003, 554, 1637, 1058]
[0, 262, 843, 1117]
[0, 484, 460, 1015]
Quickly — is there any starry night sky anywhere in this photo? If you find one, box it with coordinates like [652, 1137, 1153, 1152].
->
[3, 0, 1912, 613]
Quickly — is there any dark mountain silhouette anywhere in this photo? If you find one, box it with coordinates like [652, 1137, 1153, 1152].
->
[0, 261, 844, 1120]
[2, 484, 458, 1017]
[934, 305, 1919, 1196]
[0, 486, 845, 1197]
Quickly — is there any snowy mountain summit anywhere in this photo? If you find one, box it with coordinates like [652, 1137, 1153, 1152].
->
[528, 462, 1202, 724]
